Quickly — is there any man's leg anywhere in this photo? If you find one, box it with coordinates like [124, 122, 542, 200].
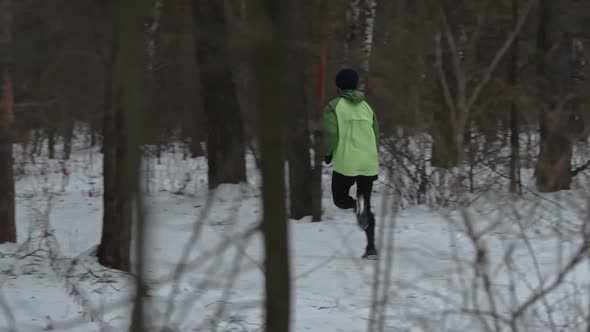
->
[331, 171, 356, 210]
[356, 175, 377, 255]
[355, 174, 374, 229]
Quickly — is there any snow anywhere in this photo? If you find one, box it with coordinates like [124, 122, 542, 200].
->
[2, 142, 590, 331]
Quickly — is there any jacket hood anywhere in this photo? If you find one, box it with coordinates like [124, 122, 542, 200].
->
[340, 90, 365, 104]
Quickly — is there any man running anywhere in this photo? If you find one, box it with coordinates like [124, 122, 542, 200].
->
[323, 68, 379, 260]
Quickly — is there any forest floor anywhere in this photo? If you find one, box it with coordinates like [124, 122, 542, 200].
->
[1, 145, 590, 332]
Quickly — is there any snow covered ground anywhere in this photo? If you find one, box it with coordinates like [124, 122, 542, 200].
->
[1, 143, 590, 332]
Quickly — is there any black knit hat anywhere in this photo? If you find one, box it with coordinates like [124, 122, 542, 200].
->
[335, 68, 359, 90]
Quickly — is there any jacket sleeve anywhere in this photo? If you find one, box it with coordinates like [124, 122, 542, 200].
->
[372, 111, 380, 151]
[323, 104, 338, 156]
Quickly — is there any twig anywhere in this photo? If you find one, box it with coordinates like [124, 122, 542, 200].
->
[462, 210, 500, 332]
[18, 248, 49, 259]
[441, 309, 513, 326]
[438, 3, 466, 108]
[571, 159, 590, 177]
[159, 190, 217, 328]
[512, 241, 589, 321]
[466, 0, 537, 111]
[434, 33, 458, 121]
[512, 205, 558, 331]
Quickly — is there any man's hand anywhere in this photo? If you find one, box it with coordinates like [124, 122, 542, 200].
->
[324, 155, 332, 165]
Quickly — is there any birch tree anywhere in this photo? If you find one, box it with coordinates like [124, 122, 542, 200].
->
[344, 0, 362, 68]
[360, 0, 376, 89]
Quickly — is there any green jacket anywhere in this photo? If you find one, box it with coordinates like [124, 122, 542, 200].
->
[323, 90, 379, 176]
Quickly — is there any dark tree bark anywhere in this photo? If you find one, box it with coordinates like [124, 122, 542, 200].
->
[431, 121, 459, 169]
[431, 47, 460, 169]
[285, 0, 313, 220]
[116, 0, 150, 329]
[47, 122, 56, 159]
[535, 0, 578, 192]
[430, 5, 463, 169]
[155, 138, 162, 163]
[0, 0, 15, 244]
[176, 1, 204, 159]
[189, 129, 204, 158]
[181, 108, 204, 158]
[33, 128, 42, 156]
[62, 117, 74, 160]
[535, 43, 576, 192]
[191, 0, 246, 189]
[92, 0, 149, 324]
[89, 120, 97, 147]
[509, 0, 521, 194]
[431, 93, 459, 169]
[536, 0, 551, 161]
[256, 1, 291, 330]
[310, 0, 330, 223]
[97, 0, 140, 273]
[99, 83, 133, 271]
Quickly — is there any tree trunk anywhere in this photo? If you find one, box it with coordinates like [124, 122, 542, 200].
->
[536, 122, 573, 192]
[191, 0, 246, 190]
[146, 0, 163, 168]
[182, 111, 204, 158]
[310, 0, 329, 223]
[285, 0, 313, 220]
[359, 0, 376, 89]
[431, 110, 459, 169]
[156, 138, 162, 163]
[285, 124, 313, 220]
[98, 0, 137, 272]
[344, 0, 363, 68]
[432, 50, 460, 169]
[99, 83, 133, 271]
[116, 0, 150, 329]
[62, 117, 74, 160]
[47, 124, 56, 159]
[89, 121, 97, 147]
[33, 128, 42, 156]
[0, 0, 15, 244]
[256, 1, 291, 330]
[536, 0, 551, 151]
[190, 134, 203, 157]
[535, 0, 577, 192]
[509, 0, 521, 194]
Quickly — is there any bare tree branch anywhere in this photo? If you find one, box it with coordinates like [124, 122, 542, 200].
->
[437, 3, 466, 109]
[571, 160, 590, 177]
[466, 0, 537, 112]
[435, 33, 458, 124]
[512, 241, 589, 322]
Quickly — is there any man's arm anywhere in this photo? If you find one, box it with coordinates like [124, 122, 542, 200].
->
[323, 104, 338, 157]
[372, 111, 380, 151]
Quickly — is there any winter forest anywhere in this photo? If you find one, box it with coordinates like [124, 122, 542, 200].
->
[1, 0, 590, 331]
